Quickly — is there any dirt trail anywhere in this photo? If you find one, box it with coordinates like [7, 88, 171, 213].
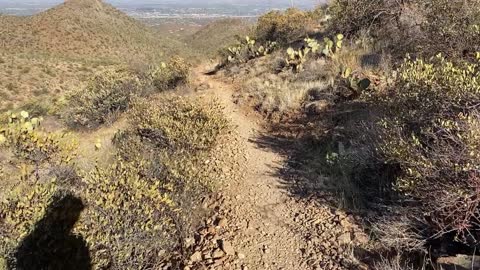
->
[191, 67, 367, 270]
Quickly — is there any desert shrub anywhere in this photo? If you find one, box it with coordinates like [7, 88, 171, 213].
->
[417, 0, 480, 58]
[126, 96, 229, 152]
[64, 69, 142, 129]
[0, 162, 177, 270]
[255, 8, 316, 45]
[75, 161, 177, 269]
[0, 180, 59, 264]
[150, 56, 190, 91]
[375, 56, 480, 245]
[4, 190, 90, 270]
[327, 0, 480, 58]
[0, 111, 77, 168]
[327, 0, 402, 37]
[110, 96, 235, 266]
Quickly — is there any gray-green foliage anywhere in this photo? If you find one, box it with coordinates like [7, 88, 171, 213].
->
[64, 69, 142, 129]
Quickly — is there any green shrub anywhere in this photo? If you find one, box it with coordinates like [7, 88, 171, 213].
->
[150, 56, 190, 91]
[255, 8, 316, 45]
[375, 56, 480, 244]
[64, 69, 142, 129]
[0, 162, 177, 270]
[113, 95, 233, 197]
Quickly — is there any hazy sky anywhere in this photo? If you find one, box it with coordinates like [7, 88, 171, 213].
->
[0, 0, 324, 5]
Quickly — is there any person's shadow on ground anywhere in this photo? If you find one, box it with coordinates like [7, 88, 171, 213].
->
[8, 192, 91, 270]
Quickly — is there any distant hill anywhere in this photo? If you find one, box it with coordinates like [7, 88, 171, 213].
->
[0, 0, 183, 61]
[0, 0, 192, 112]
[186, 18, 252, 57]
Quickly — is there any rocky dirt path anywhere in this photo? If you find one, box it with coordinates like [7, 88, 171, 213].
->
[187, 67, 368, 270]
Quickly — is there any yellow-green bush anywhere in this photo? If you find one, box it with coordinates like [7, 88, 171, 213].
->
[127, 96, 229, 152]
[110, 96, 234, 266]
[150, 56, 190, 91]
[0, 162, 177, 270]
[0, 180, 58, 262]
[375, 55, 480, 244]
[255, 8, 317, 45]
[64, 69, 142, 129]
[75, 160, 177, 269]
[0, 111, 77, 167]
[114, 96, 231, 193]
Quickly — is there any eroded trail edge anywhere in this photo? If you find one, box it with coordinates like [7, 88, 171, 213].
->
[190, 67, 368, 270]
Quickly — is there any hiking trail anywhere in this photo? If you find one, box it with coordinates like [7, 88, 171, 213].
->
[187, 66, 368, 270]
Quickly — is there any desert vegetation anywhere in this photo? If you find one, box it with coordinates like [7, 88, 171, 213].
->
[212, 1, 480, 268]
[2, 0, 480, 269]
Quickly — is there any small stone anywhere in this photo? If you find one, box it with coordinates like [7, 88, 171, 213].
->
[190, 251, 202, 262]
[203, 251, 212, 260]
[212, 249, 225, 259]
[184, 237, 195, 248]
[215, 217, 227, 228]
[207, 226, 216, 235]
[338, 232, 352, 245]
[354, 232, 370, 244]
[237, 252, 246, 259]
[219, 239, 235, 255]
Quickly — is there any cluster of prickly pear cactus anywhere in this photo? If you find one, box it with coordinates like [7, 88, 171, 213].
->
[286, 47, 309, 72]
[340, 65, 371, 93]
[305, 38, 321, 54]
[284, 37, 323, 72]
[323, 34, 344, 57]
[256, 41, 277, 57]
[225, 36, 277, 64]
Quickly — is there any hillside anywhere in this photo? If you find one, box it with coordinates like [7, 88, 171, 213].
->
[0, 0, 190, 111]
[185, 19, 252, 58]
[0, 0, 184, 60]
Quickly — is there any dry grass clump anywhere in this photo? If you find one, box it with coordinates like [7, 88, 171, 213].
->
[242, 72, 330, 119]
[373, 256, 418, 270]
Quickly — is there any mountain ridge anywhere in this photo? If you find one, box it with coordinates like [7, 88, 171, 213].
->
[0, 0, 170, 61]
